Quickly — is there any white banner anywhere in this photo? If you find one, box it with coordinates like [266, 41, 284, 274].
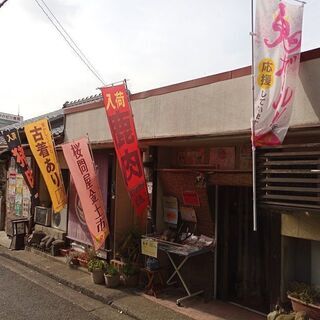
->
[253, 0, 304, 146]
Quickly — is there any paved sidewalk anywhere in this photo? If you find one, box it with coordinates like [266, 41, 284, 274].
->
[0, 245, 192, 320]
[0, 245, 265, 320]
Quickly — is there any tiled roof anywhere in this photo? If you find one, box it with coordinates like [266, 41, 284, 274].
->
[0, 109, 64, 148]
[63, 94, 102, 108]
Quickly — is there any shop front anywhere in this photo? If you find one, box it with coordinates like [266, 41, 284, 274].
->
[0, 110, 65, 244]
[136, 139, 276, 311]
[61, 46, 320, 313]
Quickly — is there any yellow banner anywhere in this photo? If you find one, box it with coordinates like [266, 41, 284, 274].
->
[25, 119, 66, 212]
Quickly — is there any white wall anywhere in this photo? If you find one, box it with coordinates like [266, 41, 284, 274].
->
[65, 58, 320, 143]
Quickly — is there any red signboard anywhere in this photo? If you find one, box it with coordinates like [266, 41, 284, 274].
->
[182, 191, 200, 207]
[101, 83, 149, 216]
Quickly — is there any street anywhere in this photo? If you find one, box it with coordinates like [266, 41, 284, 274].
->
[0, 256, 131, 320]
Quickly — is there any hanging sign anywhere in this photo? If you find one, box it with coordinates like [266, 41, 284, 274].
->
[253, 0, 304, 146]
[100, 83, 149, 216]
[2, 128, 38, 202]
[62, 137, 109, 250]
[24, 119, 66, 212]
[163, 196, 178, 225]
[141, 238, 158, 258]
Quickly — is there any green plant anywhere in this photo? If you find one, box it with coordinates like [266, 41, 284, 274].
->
[122, 263, 139, 277]
[105, 264, 119, 276]
[288, 282, 320, 305]
[117, 229, 142, 263]
[78, 247, 96, 262]
[85, 246, 97, 261]
[87, 258, 105, 272]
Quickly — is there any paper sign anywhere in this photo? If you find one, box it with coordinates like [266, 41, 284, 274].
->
[163, 196, 178, 225]
[3, 128, 38, 203]
[182, 191, 200, 207]
[141, 238, 158, 258]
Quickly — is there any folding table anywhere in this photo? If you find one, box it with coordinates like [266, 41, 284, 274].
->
[159, 243, 213, 306]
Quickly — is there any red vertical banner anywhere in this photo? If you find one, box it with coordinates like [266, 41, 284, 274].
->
[3, 128, 38, 202]
[100, 83, 149, 216]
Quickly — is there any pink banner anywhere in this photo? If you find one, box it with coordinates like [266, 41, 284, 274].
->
[62, 138, 109, 250]
[67, 177, 92, 246]
[253, 0, 304, 146]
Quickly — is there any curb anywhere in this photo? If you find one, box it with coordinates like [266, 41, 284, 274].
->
[0, 251, 113, 303]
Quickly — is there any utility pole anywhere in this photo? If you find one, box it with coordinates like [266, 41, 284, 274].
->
[0, 0, 9, 8]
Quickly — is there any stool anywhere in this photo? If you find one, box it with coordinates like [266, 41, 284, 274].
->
[141, 267, 165, 298]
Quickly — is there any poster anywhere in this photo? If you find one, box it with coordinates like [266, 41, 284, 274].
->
[163, 196, 178, 225]
[182, 191, 200, 207]
[2, 128, 38, 201]
[209, 147, 235, 170]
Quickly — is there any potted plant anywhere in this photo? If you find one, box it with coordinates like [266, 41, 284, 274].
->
[78, 247, 95, 268]
[88, 258, 105, 284]
[122, 263, 140, 287]
[77, 252, 89, 268]
[288, 282, 320, 320]
[117, 229, 142, 264]
[104, 264, 120, 288]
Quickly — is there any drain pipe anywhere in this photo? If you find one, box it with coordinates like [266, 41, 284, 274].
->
[214, 185, 218, 299]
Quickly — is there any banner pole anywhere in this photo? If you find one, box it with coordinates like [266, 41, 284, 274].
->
[251, 0, 257, 232]
[48, 118, 67, 212]
[86, 133, 95, 165]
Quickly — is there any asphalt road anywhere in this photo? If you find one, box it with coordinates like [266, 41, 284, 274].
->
[0, 256, 132, 320]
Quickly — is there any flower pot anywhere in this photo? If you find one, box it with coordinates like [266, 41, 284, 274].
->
[78, 258, 88, 268]
[288, 295, 320, 320]
[104, 274, 120, 288]
[123, 274, 139, 287]
[66, 256, 79, 269]
[91, 269, 105, 284]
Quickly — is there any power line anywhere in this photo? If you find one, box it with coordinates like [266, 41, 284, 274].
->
[33, 0, 106, 86]
[0, 0, 9, 9]
[37, 0, 105, 84]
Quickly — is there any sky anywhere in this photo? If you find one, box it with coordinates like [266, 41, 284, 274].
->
[0, 0, 319, 120]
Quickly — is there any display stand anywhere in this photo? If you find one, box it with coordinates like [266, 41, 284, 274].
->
[159, 242, 213, 306]
[142, 200, 215, 306]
